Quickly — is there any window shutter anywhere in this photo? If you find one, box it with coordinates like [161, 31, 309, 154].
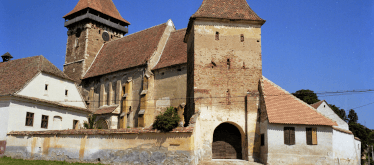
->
[312, 128, 317, 145]
[284, 127, 290, 144]
[306, 128, 312, 145]
[290, 127, 295, 145]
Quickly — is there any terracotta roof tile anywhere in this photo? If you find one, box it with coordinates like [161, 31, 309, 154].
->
[262, 77, 337, 126]
[83, 23, 167, 79]
[355, 137, 360, 141]
[63, 0, 130, 25]
[8, 127, 194, 135]
[94, 105, 118, 114]
[310, 100, 324, 109]
[332, 126, 353, 135]
[0, 56, 72, 95]
[191, 0, 265, 22]
[153, 29, 187, 70]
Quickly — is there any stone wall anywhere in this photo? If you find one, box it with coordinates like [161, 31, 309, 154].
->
[5, 128, 195, 164]
[153, 64, 187, 124]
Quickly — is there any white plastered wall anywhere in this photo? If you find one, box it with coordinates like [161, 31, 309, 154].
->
[7, 99, 88, 133]
[266, 124, 334, 165]
[0, 100, 10, 140]
[17, 72, 86, 108]
[333, 130, 361, 165]
[315, 101, 348, 130]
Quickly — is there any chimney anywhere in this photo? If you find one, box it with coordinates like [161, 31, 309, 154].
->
[1, 52, 13, 62]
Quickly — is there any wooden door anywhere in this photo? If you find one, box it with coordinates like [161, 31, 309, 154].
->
[212, 123, 242, 159]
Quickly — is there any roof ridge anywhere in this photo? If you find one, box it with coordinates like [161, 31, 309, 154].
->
[262, 76, 337, 126]
[109, 23, 167, 44]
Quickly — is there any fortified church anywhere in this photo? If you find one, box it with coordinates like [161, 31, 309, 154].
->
[3, 0, 362, 164]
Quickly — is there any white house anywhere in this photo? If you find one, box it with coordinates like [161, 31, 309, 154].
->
[0, 55, 91, 141]
[311, 100, 361, 165]
[259, 77, 337, 165]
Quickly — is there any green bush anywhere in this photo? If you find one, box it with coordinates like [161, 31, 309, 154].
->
[153, 106, 180, 132]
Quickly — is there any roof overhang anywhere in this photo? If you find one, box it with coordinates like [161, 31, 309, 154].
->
[64, 13, 128, 34]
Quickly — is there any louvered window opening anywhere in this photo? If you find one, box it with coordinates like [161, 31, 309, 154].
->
[25, 112, 34, 126]
[306, 128, 318, 145]
[41, 115, 48, 128]
[284, 127, 295, 145]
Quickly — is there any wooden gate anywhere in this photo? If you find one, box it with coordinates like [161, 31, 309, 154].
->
[212, 123, 242, 159]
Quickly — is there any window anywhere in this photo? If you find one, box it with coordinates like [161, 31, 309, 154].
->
[215, 31, 219, 40]
[261, 134, 265, 146]
[65, 90, 68, 96]
[306, 127, 317, 145]
[41, 115, 48, 128]
[240, 34, 244, 42]
[45, 84, 48, 91]
[227, 59, 230, 69]
[73, 120, 79, 129]
[25, 112, 34, 126]
[284, 127, 295, 145]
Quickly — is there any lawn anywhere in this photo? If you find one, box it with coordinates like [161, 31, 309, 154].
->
[0, 156, 103, 165]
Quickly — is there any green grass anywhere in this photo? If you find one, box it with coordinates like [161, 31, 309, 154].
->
[0, 156, 103, 165]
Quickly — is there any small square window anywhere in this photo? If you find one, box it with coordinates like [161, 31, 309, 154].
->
[65, 90, 68, 96]
[25, 112, 34, 126]
[45, 84, 48, 91]
[41, 115, 48, 129]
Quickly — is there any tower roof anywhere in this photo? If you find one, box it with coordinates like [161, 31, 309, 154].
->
[63, 0, 130, 25]
[191, 0, 265, 23]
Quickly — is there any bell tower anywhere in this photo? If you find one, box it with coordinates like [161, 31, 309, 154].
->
[63, 0, 130, 82]
[184, 0, 265, 162]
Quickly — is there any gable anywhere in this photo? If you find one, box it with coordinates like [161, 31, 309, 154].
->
[313, 101, 349, 130]
[17, 72, 86, 109]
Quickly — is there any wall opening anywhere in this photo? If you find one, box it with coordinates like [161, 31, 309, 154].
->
[212, 123, 242, 159]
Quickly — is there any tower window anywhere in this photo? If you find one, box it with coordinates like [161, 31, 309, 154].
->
[215, 31, 219, 40]
[227, 59, 230, 69]
[65, 90, 68, 96]
[45, 84, 48, 91]
[99, 30, 101, 34]
[241, 34, 244, 42]
[75, 38, 79, 47]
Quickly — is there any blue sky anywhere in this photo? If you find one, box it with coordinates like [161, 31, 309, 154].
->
[1, 1, 373, 128]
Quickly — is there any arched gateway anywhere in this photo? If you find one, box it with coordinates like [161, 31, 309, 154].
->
[212, 123, 242, 159]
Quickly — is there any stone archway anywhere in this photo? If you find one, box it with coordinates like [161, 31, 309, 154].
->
[212, 123, 242, 159]
[95, 118, 109, 129]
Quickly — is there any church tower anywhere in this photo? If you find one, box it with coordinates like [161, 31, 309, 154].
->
[63, 0, 130, 82]
[184, 0, 265, 162]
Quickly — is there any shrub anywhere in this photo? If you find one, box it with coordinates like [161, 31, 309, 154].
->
[83, 114, 97, 129]
[153, 106, 180, 132]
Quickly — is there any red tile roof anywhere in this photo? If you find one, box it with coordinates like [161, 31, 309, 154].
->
[262, 77, 337, 126]
[310, 100, 325, 109]
[0, 56, 72, 95]
[94, 105, 118, 114]
[83, 23, 168, 79]
[153, 29, 187, 70]
[8, 127, 194, 135]
[191, 0, 265, 22]
[63, 0, 130, 25]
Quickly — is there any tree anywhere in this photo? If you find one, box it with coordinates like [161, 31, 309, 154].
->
[292, 89, 320, 104]
[348, 109, 358, 123]
[153, 106, 180, 132]
[83, 114, 97, 129]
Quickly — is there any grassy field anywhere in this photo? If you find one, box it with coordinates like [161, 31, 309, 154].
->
[0, 156, 103, 165]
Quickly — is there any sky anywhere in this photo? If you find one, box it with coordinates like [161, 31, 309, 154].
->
[1, 1, 373, 128]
